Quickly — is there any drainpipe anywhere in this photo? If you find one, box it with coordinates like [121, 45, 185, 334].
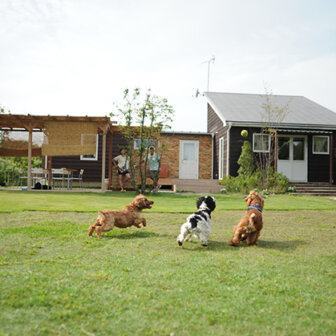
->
[226, 122, 232, 176]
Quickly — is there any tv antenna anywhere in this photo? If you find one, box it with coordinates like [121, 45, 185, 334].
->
[202, 55, 215, 91]
[195, 55, 215, 98]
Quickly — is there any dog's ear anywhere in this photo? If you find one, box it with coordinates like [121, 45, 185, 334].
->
[206, 196, 216, 211]
[196, 197, 205, 209]
[133, 195, 146, 208]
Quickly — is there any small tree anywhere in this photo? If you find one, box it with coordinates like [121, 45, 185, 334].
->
[257, 88, 291, 189]
[237, 141, 254, 177]
[112, 88, 174, 193]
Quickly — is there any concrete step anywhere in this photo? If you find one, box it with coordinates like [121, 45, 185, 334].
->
[291, 183, 336, 195]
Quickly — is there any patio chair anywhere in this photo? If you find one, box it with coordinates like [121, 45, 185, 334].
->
[70, 169, 84, 189]
[31, 168, 47, 187]
[52, 168, 71, 190]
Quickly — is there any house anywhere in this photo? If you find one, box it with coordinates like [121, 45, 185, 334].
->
[52, 130, 220, 192]
[205, 92, 336, 184]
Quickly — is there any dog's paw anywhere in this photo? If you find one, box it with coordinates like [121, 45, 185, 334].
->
[201, 244, 208, 247]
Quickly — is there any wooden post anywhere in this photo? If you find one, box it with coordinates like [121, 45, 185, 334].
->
[101, 132, 107, 191]
[108, 131, 113, 190]
[330, 133, 333, 184]
[27, 127, 32, 191]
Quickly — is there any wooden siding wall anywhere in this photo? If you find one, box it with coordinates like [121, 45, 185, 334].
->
[307, 133, 336, 183]
[207, 104, 228, 179]
[52, 133, 127, 182]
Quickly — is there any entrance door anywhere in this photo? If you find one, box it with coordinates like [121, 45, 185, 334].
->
[277, 136, 307, 182]
[179, 140, 199, 179]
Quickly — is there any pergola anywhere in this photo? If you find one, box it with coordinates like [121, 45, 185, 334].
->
[0, 114, 116, 191]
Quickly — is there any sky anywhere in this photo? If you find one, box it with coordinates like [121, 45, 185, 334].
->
[0, 0, 335, 132]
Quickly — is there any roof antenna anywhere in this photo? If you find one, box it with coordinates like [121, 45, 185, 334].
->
[194, 55, 215, 98]
[202, 55, 215, 91]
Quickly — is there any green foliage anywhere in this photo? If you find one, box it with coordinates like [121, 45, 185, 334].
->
[111, 88, 174, 193]
[0, 157, 42, 186]
[237, 141, 254, 177]
[221, 169, 289, 194]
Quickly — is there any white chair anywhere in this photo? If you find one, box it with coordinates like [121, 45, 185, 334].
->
[31, 168, 46, 187]
[52, 168, 71, 190]
[70, 169, 84, 189]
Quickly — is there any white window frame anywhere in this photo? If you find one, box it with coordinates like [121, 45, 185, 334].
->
[312, 135, 330, 155]
[80, 135, 99, 161]
[253, 133, 270, 153]
[218, 137, 224, 180]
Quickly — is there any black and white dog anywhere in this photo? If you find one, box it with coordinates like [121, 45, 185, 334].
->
[177, 196, 216, 247]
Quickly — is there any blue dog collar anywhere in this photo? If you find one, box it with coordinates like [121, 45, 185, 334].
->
[248, 205, 263, 213]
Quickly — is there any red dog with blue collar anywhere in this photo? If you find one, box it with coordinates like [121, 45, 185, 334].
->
[229, 190, 264, 246]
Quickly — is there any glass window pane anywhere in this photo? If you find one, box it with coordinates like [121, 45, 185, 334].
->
[278, 137, 289, 160]
[293, 138, 304, 160]
[183, 143, 195, 160]
[313, 136, 329, 154]
[253, 134, 269, 152]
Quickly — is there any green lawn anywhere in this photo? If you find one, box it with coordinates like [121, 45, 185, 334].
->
[0, 191, 336, 335]
[1, 190, 336, 213]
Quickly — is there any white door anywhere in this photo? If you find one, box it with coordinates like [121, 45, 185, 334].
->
[179, 140, 199, 179]
[277, 136, 307, 182]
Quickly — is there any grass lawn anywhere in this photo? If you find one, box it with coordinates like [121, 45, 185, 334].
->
[0, 191, 336, 335]
[1, 190, 336, 212]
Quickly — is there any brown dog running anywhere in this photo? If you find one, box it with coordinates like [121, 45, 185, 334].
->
[228, 190, 264, 247]
[88, 194, 154, 239]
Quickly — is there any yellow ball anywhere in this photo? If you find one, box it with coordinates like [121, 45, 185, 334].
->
[241, 130, 248, 137]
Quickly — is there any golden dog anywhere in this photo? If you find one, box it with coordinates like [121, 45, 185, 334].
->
[228, 190, 264, 246]
[88, 194, 154, 239]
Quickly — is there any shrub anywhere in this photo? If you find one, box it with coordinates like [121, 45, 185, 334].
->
[220, 169, 289, 194]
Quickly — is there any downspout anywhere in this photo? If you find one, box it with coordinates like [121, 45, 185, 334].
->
[226, 122, 232, 177]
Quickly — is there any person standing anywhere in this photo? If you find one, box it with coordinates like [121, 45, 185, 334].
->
[112, 149, 131, 192]
[147, 146, 161, 191]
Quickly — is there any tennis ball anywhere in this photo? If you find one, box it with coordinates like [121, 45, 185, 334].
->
[241, 130, 248, 137]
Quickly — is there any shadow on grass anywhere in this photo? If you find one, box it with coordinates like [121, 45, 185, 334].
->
[103, 231, 159, 240]
[179, 239, 229, 251]
[258, 239, 307, 251]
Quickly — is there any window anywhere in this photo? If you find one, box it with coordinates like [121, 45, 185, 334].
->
[278, 137, 290, 160]
[134, 138, 155, 150]
[253, 133, 270, 153]
[293, 138, 304, 160]
[313, 136, 329, 155]
[80, 135, 98, 161]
